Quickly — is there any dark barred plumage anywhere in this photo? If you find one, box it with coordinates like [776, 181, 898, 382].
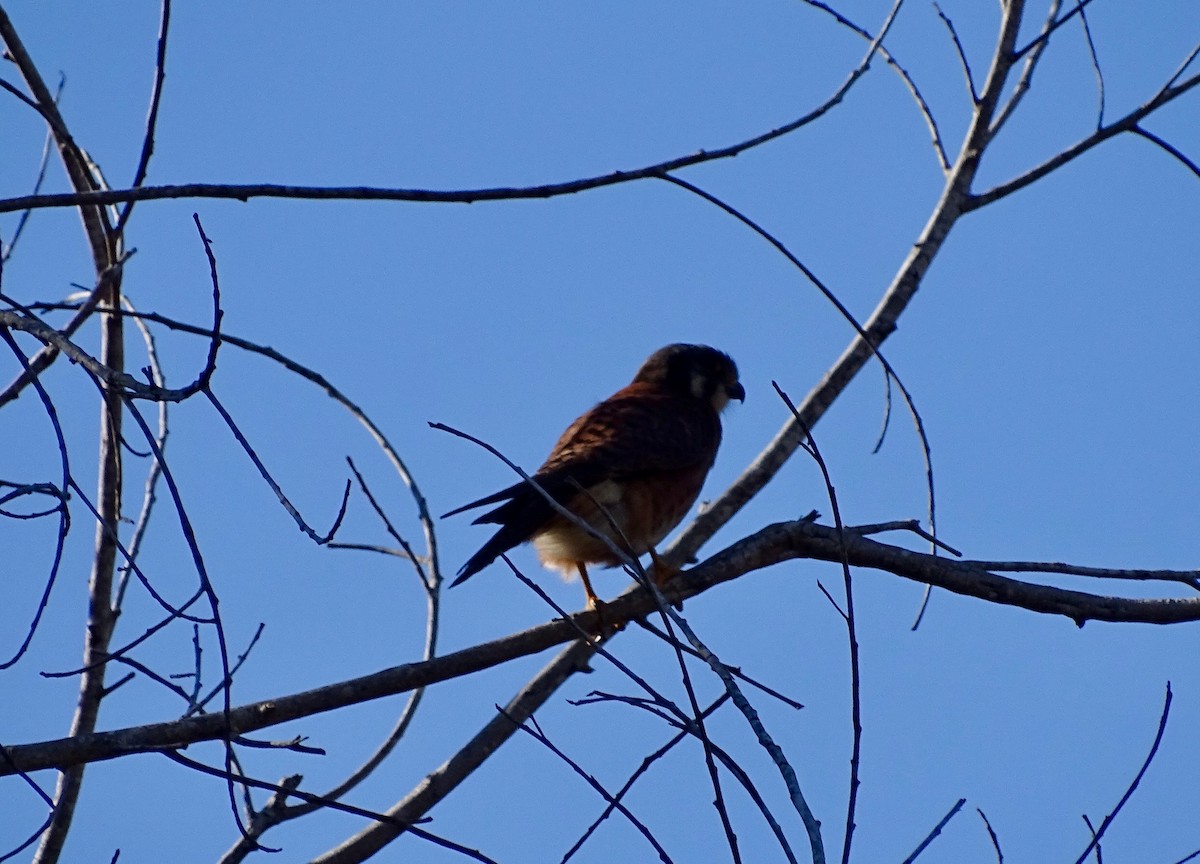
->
[444, 344, 743, 610]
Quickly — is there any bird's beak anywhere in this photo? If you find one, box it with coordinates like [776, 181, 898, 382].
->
[727, 382, 746, 403]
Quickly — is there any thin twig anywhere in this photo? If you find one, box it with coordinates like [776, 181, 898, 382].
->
[774, 383, 859, 864]
[0, 6, 897, 223]
[847, 520, 961, 557]
[798, 0, 949, 170]
[114, 294, 168, 612]
[122, 397, 247, 840]
[503, 712, 675, 864]
[659, 173, 939, 554]
[0, 256, 125, 409]
[962, 560, 1200, 589]
[217, 460, 443, 861]
[0, 330, 72, 670]
[974, 70, 1200, 210]
[10, 520, 1200, 777]
[1072, 683, 1173, 864]
[1, 75, 62, 264]
[204, 387, 351, 545]
[1130, 125, 1200, 180]
[1013, 0, 1101, 60]
[0, 16, 128, 850]
[30, 298, 444, 596]
[664, 0, 1033, 586]
[162, 751, 499, 863]
[581, 691, 802, 864]
[977, 808, 1003, 863]
[634, 620, 805, 710]
[992, 0, 1060, 140]
[900, 798, 966, 863]
[1076, 2, 1105, 129]
[1081, 814, 1102, 863]
[115, 0, 171, 235]
[933, 2, 978, 102]
[562, 697, 728, 863]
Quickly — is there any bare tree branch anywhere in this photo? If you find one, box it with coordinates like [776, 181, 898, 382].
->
[991, 0, 1062, 139]
[798, 0, 950, 170]
[0, 329, 71, 670]
[6, 515, 1200, 779]
[162, 750, 501, 864]
[977, 808, 1004, 863]
[0, 9, 126, 860]
[666, 0, 1030, 571]
[505, 713, 675, 863]
[1071, 683, 1173, 864]
[1129, 125, 1200, 180]
[1076, 2, 1105, 129]
[114, 0, 171, 235]
[970, 71, 1200, 211]
[900, 798, 966, 864]
[933, 2, 978, 103]
[0, 0, 902, 224]
[0, 74, 61, 265]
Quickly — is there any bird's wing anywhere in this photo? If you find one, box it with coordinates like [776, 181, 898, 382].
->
[538, 386, 721, 488]
[469, 388, 720, 530]
[446, 386, 720, 585]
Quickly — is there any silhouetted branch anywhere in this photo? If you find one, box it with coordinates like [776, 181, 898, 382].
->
[504, 712, 674, 864]
[1076, 2, 1105, 129]
[0, 13, 127, 858]
[972, 70, 1200, 210]
[7, 515, 1200, 777]
[0, 74, 61, 265]
[0, 238, 221, 403]
[204, 387, 351, 545]
[799, 0, 949, 170]
[962, 560, 1200, 589]
[991, 0, 1058, 139]
[1129, 125, 1200, 180]
[113, 294, 168, 612]
[562, 696, 731, 863]
[162, 751, 500, 863]
[0, 0, 902, 224]
[218, 462, 442, 861]
[774, 384, 859, 864]
[115, 0, 171, 235]
[900, 798, 966, 863]
[0, 329, 71, 670]
[977, 808, 1003, 863]
[1071, 683, 1173, 864]
[933, 2, 977, 102]
[667, 0, 1030, 573]
[634, 621, 805, 710]
[0, 257, 125, 409]
[659, 174, 940, 567]
[1014, 0, 1100, 60]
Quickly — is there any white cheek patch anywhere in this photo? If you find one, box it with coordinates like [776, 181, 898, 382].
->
[690, 372, 708, 399]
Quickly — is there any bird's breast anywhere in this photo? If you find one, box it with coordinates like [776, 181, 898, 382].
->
[532, 466, 709, 577]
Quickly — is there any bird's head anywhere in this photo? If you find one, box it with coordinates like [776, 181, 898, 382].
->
[633, 343, 745, 412]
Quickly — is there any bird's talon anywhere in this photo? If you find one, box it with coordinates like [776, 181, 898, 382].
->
[585, 597, 623, 636]
[649, 549, 681, 587]
[444, 344, 741, 627]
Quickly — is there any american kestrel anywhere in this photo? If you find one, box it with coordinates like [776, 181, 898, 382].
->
[444, 343, 744, 610]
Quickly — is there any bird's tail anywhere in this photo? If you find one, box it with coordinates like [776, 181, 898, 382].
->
[450, 522, 533, 587]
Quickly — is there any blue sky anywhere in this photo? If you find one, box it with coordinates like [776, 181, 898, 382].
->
[3, 2, 1199, 862]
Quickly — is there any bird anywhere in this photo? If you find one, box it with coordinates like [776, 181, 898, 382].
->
[443, 343, 744, 611]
